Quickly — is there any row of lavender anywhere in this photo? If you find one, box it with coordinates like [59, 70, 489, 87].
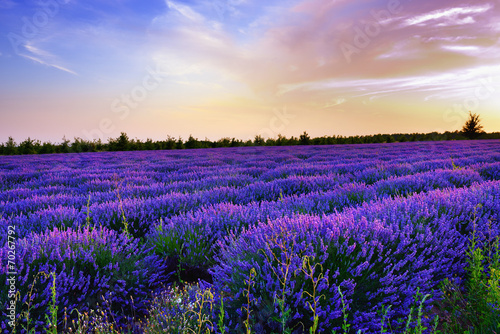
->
[1, 140, 500, 333]
[1, 142, 499, 242]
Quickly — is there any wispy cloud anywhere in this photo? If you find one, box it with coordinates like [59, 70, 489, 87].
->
[20, 53, 78, 75]
[404, 4, 492, 26]
[441, 45, 481, 55]
[166, 0, 205, 23]
[145, 0, 500, 104]
[277, 65, 500, 102]
[21, 43, 77, 75]
[1, 0, 500, 141]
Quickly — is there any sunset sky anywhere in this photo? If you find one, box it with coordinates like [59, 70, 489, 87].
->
[1, 0, 499, 143]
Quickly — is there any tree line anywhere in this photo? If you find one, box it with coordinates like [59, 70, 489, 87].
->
[1, 112, 497, 155]
[2, 131, 499, 156]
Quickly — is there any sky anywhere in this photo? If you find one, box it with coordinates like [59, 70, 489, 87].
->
[0, 0, 499, 143]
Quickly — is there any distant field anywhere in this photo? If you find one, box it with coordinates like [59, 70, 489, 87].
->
[1, 140, 500, 333]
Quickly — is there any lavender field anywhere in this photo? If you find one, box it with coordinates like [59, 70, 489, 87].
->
[2, 140, 500, 333]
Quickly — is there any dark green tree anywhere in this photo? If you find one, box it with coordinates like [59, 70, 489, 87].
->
[143, 138, 155, 150]
[18, 137, 39, 154]
[276, 134, 286, 146]
[217, 137, 231, 147]
[230, 138, 241, 147]
[299, 131, 310, 145]
[40, 141, 56, 154]
[385, 135, 395, 143]
[265, 138, 276, 146]
[60, 136, 71, 153]
[461, 111, 485, 139]
[162, 135, 176, 150]
[4, 137, 17, 155]
[185, 135, 200, 149]
[71, 137, 90, 153]
[175, 137, 184, 149]
[116, 132, 130, 151]
[254, 135, 265, 146]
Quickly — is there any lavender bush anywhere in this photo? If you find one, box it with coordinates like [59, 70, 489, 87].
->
[0, 226, 166, 333]
[211, 181, 500, 333]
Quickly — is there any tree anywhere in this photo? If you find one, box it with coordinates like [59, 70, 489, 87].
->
[4, 137, 17, 155]
[60, 136, 71, 153]
[116, 132, 130, 151]
[108, 132, 130, 151]
[217, 137, 231, 147]
[254, 135, 265, 146]
[276, 134, 286, 146]
[18, 137, 39, 154]
[175, 137, 184, 149]
[40, 141, 56, 154]
[461, 111, 485, 139]
[299, 131, 310, 145]
[144, 138, 155, 150]
[185, 135, 200, 149]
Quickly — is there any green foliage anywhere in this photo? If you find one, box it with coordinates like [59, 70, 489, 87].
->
[299, 131, 311, 145]
[218, 297, 226, 334]
[186, 135, 202, 149]
[254, 135, 265, 146]
[301, 256, 328, 334]
[45, 272, 58, 334]
[20, 272, 46, 334]
[71, 137, 99, 153]
[338, 286, 351, 334]
[18, 137, 40, 154]
[60, 136, 71, 153]
[439, 219, 500, 333]
[5, 136, 18, 154]
[242, 268, 257, 334]
[39, 141, 57, 154]
[377, 289, 438, 334]
[3, 130, 500, 155]
[108, 132, 130, 151]
[149, 219, 212, 270]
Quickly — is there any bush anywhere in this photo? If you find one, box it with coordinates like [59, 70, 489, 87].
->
[211, 213, 461, 333]
[478, 162, 500, 181]
[147, 203, 266, 283]
[0, 226, 167, 332]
